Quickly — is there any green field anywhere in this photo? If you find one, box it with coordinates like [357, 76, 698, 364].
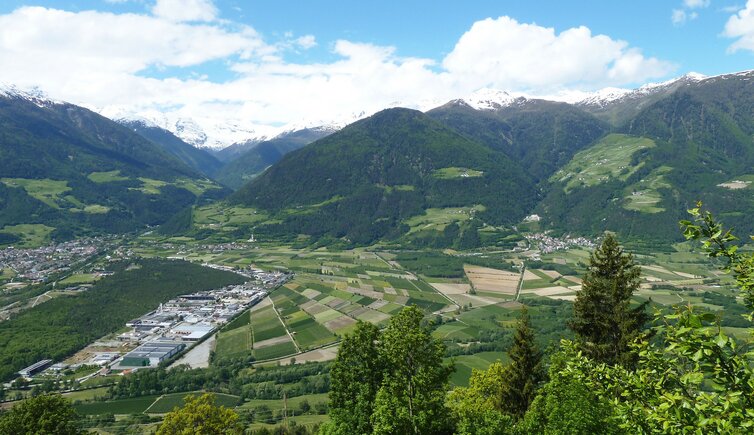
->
[215, 325, 252, 359]
[432, 167, 484, 179]
[253, 341, 298, 360]
[146, 392, 240, 414]
[0, 224, 55, 247]
[133, 177, 168, 194]
[59, 273, 100, 285]
[74, 395, 158, 415]
[623, 166, 673, 213]
[1, 178, 71, 208]
[448, 351, 508, 386]
[88, 170, 129, 183]
[403, 206, 485, 234]
[551, 134, 656, 193]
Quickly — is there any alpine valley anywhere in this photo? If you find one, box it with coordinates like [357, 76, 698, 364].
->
[4, 69, 754, 434]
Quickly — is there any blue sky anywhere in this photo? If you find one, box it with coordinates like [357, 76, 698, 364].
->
[0, 0, 752, 145]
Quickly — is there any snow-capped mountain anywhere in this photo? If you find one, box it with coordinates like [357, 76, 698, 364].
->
[459, 88, 523, 110]
[575, 72, 708, 108]
[0, 83, 63, 108]
[98, 108, 280, 150]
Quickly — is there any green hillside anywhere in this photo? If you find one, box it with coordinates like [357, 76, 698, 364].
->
[230, 108, 537, 245]
[0, 95, 225, 244]
[122, 120, 224, 178]
[427, 99, 607, 181]
[216, 128, 331, 189]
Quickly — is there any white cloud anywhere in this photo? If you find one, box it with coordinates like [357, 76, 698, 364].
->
[673, 0, 709, 25]
[684, 0, 711, 8]
[295, 35, 317, 50]
[724, 0, 754, 52]
[672, 9, 688, 25]
[442, 17, 673, 92]
[0, 8, 675, 146]
[152, 0, 217, 23]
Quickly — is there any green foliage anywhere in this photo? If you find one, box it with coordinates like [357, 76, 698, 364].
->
[325, 307, 453, 434]
[327, 321, 383, 435]
[0, 259, 244, 381]
[156, 393, 242, 435]
[543, 207, 754, 433]
[0, 394, 82, 435]
[500, 307, 545, 418]
[446, 362, 514, 435]
[569, 233, 649, 366]
[372, 306, 454, 434]
[517, 352, 622, 435]
[681, 201, 754, 317]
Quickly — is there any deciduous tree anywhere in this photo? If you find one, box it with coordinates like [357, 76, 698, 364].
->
[0, 394, 82, 435]
[156, 393, 241, 435]
[372, 306, 454, 435]
[325, 321, 383, 434]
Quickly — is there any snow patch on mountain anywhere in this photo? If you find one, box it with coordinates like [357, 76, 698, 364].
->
[99, 107, 279, 150]
[0, 83, 63, 108]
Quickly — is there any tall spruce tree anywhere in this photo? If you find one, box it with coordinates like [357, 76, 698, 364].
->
[325, 321, 383, 435]
[500, 306, 545, 418]
[569, 233, 649, 366]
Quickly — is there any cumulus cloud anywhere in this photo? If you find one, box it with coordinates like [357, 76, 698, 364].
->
[724, 0, 754, 52]
[442, 17, 673, 92]
[0, 7, 674, 138]
[152, 0, 217, 22]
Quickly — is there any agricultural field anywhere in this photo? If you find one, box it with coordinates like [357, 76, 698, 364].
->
[88, 170, 129, 183]
[432, 167, 484, 179]
[623, 165, 673, 213]
[72, 392, 240, 415]
[551, 134, 656, 193]
[1, 178, 71, 208]
[403, 205, 485, 235]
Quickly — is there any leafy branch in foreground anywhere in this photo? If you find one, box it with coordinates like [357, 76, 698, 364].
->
[681, 201, 754, 317]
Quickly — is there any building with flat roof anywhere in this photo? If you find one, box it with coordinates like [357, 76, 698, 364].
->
[120, 340, 185, 367]
[18, 359, 52, 378]
[170, 323, 214, 341]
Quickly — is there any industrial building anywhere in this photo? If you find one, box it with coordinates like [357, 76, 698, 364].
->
[18, 359, 52, 378]
[120, 340, 185, 367]
[170, 323, 215, 341]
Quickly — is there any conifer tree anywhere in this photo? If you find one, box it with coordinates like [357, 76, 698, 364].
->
[569, 233, 649, 366]
[500, 306, 545, 418]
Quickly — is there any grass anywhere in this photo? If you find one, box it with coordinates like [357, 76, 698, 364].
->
[147, 392, 240, 413]
[240, 393, 329, 412]
[88, 170, 129, 183]
[247, 414, 329, 431]
[1, 178, 71, 208]
[74, 395, 158, 415]
[1, 224, 55, 247]
[63, 387, 111, 402]
[59, 274, 100, 285]
[432, 167, 484, 179]
[253, 341, 298, 360]
[403, 206, 485, 234]
[551, 134, 656, 193]
[623, 166, 673, 213]
[215, 325, 252, 359]
[289, 316, 336, 349]
[133, 177, 168, 195]
[447, 351, 508, 386]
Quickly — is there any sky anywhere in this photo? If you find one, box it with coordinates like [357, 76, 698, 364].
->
[0, 0, 753, 141]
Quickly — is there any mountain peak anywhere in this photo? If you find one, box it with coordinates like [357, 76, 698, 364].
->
[459, 88, 522, 111]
